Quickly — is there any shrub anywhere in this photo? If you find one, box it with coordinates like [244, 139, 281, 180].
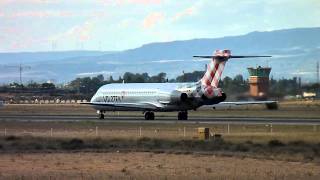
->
[60, 138, 85, 150]
[268, 140, 285, 147]
[46, 144, 57, 150]
[137, 137, 151, 142]
[27, 142, 43, 150]
[89, 138, 105, 149]
[231, 144, 249, 152]
[5, 136, 20, 141]
[137, 137, 153, 148]
[288, 140, 307, 146]
[151, 139, 163, 149]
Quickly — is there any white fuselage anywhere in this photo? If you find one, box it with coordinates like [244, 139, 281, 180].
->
[90, 82, 207, 112]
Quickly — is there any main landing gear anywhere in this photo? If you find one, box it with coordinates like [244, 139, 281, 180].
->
[98, 111, 105, 119]
[98, 113, 104, 119]
[144, 111, 155, 120]
[144, 111, 188, 120]
[178, 111, 188, 120]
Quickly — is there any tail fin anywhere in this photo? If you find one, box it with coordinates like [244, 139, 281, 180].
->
[194, 50, 271, 99]
[200, 50, 230, 88]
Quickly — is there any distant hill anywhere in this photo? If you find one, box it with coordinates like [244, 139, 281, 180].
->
[0, 51, 114, 64]
[0, 27, 319, 84]
[96, 27, 320, 62]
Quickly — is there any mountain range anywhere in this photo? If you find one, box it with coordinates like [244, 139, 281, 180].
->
[0, 27, 319, 84]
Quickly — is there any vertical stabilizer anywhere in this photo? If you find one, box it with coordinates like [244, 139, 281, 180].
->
[194, 50, 271, 99]
[201, 50, 231, 88]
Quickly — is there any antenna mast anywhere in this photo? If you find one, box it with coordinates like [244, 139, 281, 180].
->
[317, 61, 319, 85]
[4, 64, 31, 85]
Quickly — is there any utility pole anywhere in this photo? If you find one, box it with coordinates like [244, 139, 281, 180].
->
[317, 61, 319, 94]
[5, 63, 31, 85]
[18, 63, 31, 85]
[19, 64, 23, 85]
[317, 61, 319, 86]
[182, 70, 185, 82]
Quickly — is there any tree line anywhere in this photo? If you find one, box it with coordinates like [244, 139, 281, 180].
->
[1, 71, 318, 99]
[66, 71, 317, 99]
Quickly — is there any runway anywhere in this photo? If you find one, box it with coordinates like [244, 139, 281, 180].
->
[0, 115, 320, 125]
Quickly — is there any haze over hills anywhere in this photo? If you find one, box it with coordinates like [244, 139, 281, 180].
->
[0, 51, 115, 64]
[0, 27, 319, 84]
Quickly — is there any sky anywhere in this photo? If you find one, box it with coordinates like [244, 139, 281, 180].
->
[0, 0, 319, 52]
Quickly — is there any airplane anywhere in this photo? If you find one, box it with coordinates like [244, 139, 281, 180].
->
[82, 49, 273, 120]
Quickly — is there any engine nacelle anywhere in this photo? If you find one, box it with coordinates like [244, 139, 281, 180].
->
[170, 91, 190, 103]
[180, 93, 188, 102]
[202, 93, 227, 105]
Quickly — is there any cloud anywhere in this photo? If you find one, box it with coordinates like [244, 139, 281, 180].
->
[117, 18, 134, 29]
[1, 0, 319, 53]
[291, 71, 316, 75]
[0, 10, 107, 19]
[97, 61, 123, 65]
[49, 19, 97, 42]
[96, 0, 163, 7]
[77, 71, 114, 76]
[151, 59, 187, 63]
[142, 12, 164, 29]
[9, 37, 48, 51]
[171, 1, 203, 22]
[0, 0, 60, 6]
[126, 0, 162, 4]
[0, 10, 75, 18]
[68, 21, 95, 42]
[0, 27, 20, 34]
[172, 6, 196, 22]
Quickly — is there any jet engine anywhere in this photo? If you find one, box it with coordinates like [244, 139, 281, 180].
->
[170, 91, 191, 103]
[202, 92, 227, 105]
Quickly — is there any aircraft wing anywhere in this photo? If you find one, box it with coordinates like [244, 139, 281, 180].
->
[218, 101, 277, 106]
[203, 100, 277, 109]
[80, 102, 164, 110]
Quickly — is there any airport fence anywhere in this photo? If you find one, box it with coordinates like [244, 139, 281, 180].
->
[0, 123, 319, 140]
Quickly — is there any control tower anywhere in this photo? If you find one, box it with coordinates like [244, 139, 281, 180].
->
[247, 66, 271, 100]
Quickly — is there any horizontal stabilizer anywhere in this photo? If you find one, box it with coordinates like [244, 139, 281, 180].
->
[193, 55, 271, 59]
[218, 100, 277, 105]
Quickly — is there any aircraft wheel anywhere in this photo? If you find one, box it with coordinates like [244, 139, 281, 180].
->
[144, 112, 149, 120]
[178, 111, 188, 120]
[150, 112, 155, 120]
[178, 112, 182, 120]
[183, 111, 188, 120]
[144, 111, 155, 120]
[98, 113, 104, 120]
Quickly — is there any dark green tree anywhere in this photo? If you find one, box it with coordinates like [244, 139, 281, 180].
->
[41, 83, 55, 89]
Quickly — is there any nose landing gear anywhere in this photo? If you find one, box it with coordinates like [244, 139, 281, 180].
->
[98, 110, 105, 119]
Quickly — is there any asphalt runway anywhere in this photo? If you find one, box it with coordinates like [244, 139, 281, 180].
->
[0, 115, 320, 125]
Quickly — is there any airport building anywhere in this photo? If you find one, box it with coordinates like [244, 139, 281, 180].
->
[247, 66, 271, 100]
